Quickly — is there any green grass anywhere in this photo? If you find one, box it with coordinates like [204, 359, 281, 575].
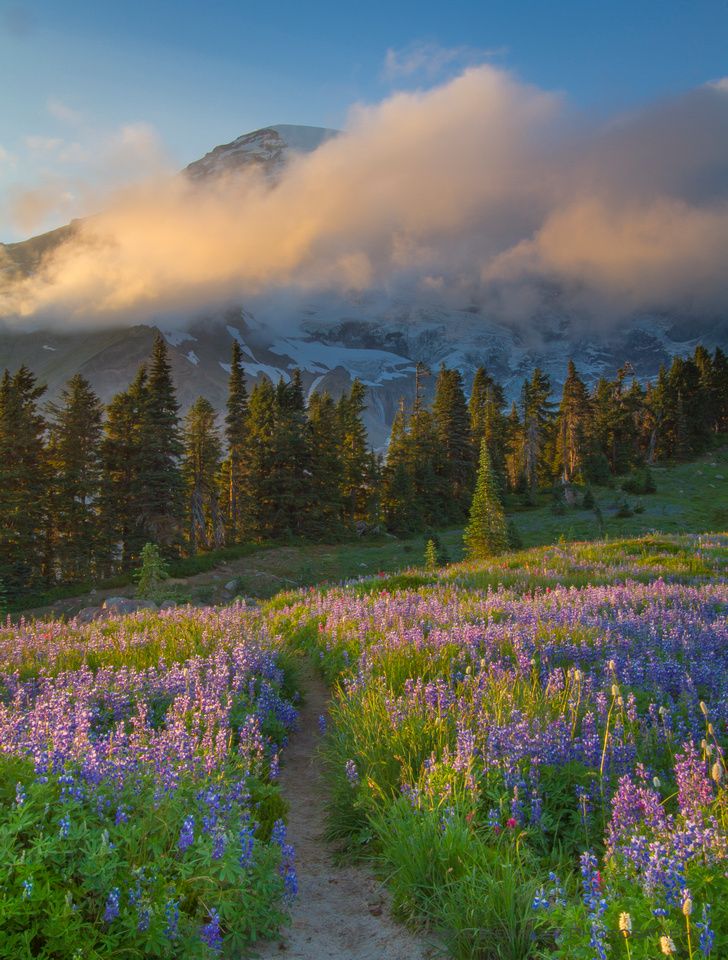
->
[509, 445, 728, 548]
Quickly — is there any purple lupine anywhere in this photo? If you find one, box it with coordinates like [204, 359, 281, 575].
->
[164, 899, 179, 941]
[674, 742, 714, 817]
[178, 815, 195, 852]
[239, 824, 255, 868]
[200, 908, 223, 953]
[104, 887, 120, 923]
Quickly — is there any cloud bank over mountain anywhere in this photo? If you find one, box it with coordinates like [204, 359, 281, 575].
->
[3, 65, 728, 329]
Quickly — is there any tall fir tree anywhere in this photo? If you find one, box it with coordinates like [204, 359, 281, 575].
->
[222, 339, 249, 540]
[468, 367, 490, 451]
[137, 334, 184, 550]
[244, 377, 279, 539]
[47, 375, 104, 582]
[182, 397, 224, 553]
[504, 401, 525, 492]
[555, 360, 590, 482]
[469, 367, 507, 490]
[99, 367, 149, 572]
[712, 347, 728, 433]
[522, 367, 555, 492]
[337, 379, 372, 526]
[274, 370, 316, 537]
[432, 366, 473, 519]
[381, 400, 420, 533]
[308, 390, 345, 535]
[0, 366, 48, 595]
[463, 438, 508, 559]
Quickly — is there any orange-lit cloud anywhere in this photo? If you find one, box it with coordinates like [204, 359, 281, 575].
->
[2, 66, 728, 329]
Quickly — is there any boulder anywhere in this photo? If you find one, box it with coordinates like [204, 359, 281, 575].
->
[135, 600, 159, 611]
[160, 599, 177, 610]
[224, 579, 239, 593]
[76, 606, 104, 624]
[102, 597, 157, 615]
[102, 596, 128, 609]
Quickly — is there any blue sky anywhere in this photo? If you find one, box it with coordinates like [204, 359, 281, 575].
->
[1, 0, 727, 240]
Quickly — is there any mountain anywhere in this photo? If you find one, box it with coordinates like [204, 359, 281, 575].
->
[184, 124, 337, 181]
[1, 124, 726, 447]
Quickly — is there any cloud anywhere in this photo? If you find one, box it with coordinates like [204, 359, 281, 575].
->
[2, 65, 728, 330]
[382, 41, 505, 81]
[47, 98, 84, 125]
[0, 144, 16, 168]
[24, 135, 64, 153]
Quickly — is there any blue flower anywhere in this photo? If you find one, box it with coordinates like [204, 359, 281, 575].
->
[104, 887, 120, 923]
[696, 903, 715, 957]
[178, 815, 195, 852]
[200, 908, 223, 953]
[164, 899, 179, 941]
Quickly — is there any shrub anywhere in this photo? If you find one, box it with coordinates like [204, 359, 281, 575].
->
[622, 466, 657, 495]
[134, 543, 170, 600]
[424, 540, 439, 571]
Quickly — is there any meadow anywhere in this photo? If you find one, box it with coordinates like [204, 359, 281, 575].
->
[0, 605, 299, 958]
[273, 533, 727, 959]
[0, 532, 725, 958]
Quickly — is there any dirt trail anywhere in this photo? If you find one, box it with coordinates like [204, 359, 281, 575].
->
[254, 667, 439, 960]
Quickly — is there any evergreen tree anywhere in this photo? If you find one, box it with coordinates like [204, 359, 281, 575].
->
[469, 366, 507, 494]
[522, 367, 555, 491]
[222, 339, 249, 541]
[504, 402, 525, 493]
[381, 400, 420, 533]
[432, 366, 473, 519]
[134, 542, 170, 600]
[308, 390, 345, 535]
[407, 364, 440, 526]
[0, 366, 48, 595]
[137, 334, 184, 550]
[712, 347, 728, 433]
[47, 375, 104, 582]
[337, 380, 372, 526]
[596, 366, 643, 473]
[424, 539, 438, 570]
[244, 378, 279, 539]
[274, 371, 316, 537]
[99, 367, 148, 572]
[463, 438, 508, 559]
[555, 360, 590, 482]
[182, 397, 224, 553]
[468, 367, 490, 451]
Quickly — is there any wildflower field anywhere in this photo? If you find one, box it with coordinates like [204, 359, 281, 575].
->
[0, 533, 726, 959]
[272, 534, 728, 959]
[0, 605, 299, 958]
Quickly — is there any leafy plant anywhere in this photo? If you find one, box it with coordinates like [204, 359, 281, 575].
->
[134, 542, 170, 600]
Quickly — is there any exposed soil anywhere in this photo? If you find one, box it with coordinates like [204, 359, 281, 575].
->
[253, 667, 440, 960]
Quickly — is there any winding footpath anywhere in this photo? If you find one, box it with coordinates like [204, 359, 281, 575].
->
[254, 667, 439, 960]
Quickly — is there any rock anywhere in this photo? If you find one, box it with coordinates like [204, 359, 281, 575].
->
[136, 600, 158, 611]
[76, 606, 104, 624]
[224, 579, 239, 593]
[102, 597, 157, 615]
[102, 596, 128, 608]
[160, 599, 177, 610]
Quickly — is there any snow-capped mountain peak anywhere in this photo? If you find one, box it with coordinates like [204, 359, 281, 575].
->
[184, 124, 338, 182]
